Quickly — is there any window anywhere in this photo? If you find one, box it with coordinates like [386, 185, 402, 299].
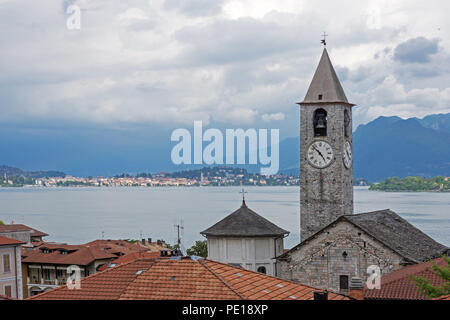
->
[257, 266, 267, 274]
[56, 269, 65, 278]
[318, 94, 323, 100]
[313, 109, 327, 137]
[339, 275, 349, 291]
[4, 285, 12, 298]
[2, 254, 11, 273]
[42, 269, 51, 280]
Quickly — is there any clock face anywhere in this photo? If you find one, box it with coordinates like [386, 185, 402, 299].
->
[343, 141, 352, 169]
[307, 140, 334, 169]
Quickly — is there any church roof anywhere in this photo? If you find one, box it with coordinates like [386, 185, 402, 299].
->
[201, 201, 289, 238]
[301, 48, 352, 105]
[278, 209, 448, 263]
[344, 210, 448, 263]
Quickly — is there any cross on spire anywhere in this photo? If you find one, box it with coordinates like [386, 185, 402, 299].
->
[321, 32, 328, 46]
[239, 188, 247, 206]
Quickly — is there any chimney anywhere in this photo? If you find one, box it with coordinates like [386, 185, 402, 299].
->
[349, 277, 364, 300]
[313, 291, 328, 301]
[148, 238, 152, 243]
[141, 239, 146, 245]
[160, 249, 182, 257]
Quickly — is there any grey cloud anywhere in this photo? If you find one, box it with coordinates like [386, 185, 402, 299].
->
[164, 0, 225, 17]
[175, 18, 303, 65]
[394, 37, 440, 63]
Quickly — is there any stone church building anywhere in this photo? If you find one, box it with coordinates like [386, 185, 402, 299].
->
[276, 48, 448, 294]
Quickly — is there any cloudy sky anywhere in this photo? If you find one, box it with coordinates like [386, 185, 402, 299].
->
[1, 0, 450, 141]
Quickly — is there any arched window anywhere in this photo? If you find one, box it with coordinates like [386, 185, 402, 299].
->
[313, 109, 327, 137]
[344, 109, 350, 137]
[257, 266, 267, 274]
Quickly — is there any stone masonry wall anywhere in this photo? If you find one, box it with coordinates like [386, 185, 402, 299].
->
[278, 221, 405, 293]
[300, 103, 354, 241]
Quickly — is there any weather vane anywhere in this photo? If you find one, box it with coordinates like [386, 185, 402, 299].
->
[321, 32, 328, 46]
[239, 188, 247, 202]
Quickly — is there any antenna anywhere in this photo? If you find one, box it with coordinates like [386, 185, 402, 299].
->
[321, 32, 328, 46]
[174, 220, 184, 247]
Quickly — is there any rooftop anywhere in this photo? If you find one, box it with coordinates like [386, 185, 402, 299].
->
[28, 256, 349, 300]
[0, 235, 25, 246]
[301, 48, 352, 105]
[201, 201, 289, 238]
[0, 223, 48, 238]
[345, 210, 448, 263]
[279, 209, 448, 263]
[22, 244, 117, 266]
[364, 257, 448, 300]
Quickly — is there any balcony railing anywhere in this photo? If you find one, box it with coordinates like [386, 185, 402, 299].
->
[28, 277, 67, 286]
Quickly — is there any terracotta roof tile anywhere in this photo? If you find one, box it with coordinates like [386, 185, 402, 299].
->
[364, 257, 448, 300]
[22, 244, 117, 266]
[0, 224, 48, 237]
[0, 235, 25, 246]
[29, 257, 349, 300]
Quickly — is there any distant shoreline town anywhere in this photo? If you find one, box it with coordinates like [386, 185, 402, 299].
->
[2, 165, 449, 191]
[1, 166, 301, 187]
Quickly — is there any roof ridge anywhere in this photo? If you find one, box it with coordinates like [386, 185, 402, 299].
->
[198, 259, 246, 300]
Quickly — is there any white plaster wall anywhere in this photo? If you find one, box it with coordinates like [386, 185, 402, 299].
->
[207, 236, 285, 276]
[0, 245, 23, 299]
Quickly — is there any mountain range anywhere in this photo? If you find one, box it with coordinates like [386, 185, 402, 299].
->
[1, 113, 449, 181]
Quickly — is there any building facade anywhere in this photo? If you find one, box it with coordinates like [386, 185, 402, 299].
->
[201, 200, 289, 277]
[0, 236, 24, 299]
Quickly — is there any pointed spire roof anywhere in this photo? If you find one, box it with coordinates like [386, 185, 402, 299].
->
[201, 202, 289, 238]
[301, 48, 353, 105]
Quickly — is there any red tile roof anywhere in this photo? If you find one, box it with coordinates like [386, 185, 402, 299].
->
[0, 224, 48, 238]
[22, 244, 117, 266]
[84, 240, 147, 256]
[0, 235, 25, 246]
[364, 258, 448, 300]
[28, 257, 349, 300]
[98, 251, 161, 272]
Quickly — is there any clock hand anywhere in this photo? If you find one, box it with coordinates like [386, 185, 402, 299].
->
[312, 146, 326, 162]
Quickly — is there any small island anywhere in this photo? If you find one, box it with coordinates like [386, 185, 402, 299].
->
[369, 176, 450, 192]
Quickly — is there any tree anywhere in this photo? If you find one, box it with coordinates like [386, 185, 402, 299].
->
[0, 220, 4, 225]
[187, 240, 207, 258]
[412, 256, 450, 299]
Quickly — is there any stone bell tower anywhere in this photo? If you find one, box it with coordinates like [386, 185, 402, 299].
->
[299, 48, 354, 241]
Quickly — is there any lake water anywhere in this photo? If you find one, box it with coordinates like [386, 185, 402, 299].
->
[0, 186, 448, 248]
